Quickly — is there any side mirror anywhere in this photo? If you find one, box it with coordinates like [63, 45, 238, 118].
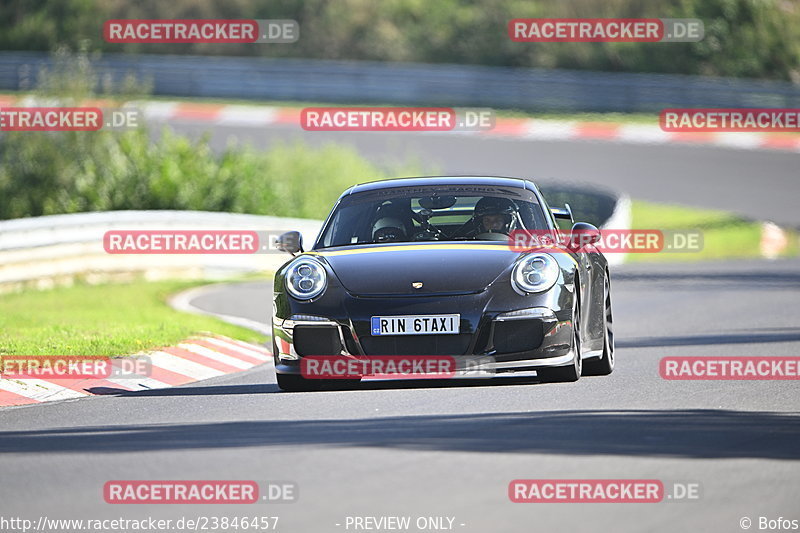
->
[570, 222, 601, 249]
[276, 231, 303, 255]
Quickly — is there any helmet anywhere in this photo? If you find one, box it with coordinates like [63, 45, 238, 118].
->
[473, 197, 518, 234]
[474, 197, 518, 217]
[372, 217, 406, 243]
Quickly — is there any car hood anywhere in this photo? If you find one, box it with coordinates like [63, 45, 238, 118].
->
[315, 244, 520, 296]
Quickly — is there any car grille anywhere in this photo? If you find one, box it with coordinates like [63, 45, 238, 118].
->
[359, 334, 472, 356]
[492, 319, 544, 354]
[294, 326, 342, 356]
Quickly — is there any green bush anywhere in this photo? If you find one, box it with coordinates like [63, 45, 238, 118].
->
[0, 49, 420, 220]
[0, 127, 417, 220]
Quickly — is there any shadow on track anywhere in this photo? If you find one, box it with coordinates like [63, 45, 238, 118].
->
[618, 329, 800, 348]
[87, 384, 277, 396]
[89, 375, 549, 397]
[2, 409, 799, 460]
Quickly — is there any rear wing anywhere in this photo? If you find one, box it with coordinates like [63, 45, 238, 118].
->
[550, 203, 574, 224]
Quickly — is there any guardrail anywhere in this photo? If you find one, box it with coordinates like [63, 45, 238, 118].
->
[0, 185, 629, 292]
[1, 52, 799, 113]
[0, 211, 322, 293]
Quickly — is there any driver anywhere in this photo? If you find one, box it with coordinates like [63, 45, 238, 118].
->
[471, 197, 518, 236]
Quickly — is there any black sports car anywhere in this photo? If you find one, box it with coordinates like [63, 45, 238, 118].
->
[271, 176, 614, 391]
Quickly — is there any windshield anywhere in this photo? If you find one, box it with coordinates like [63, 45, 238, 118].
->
[316, 185, 549, 249]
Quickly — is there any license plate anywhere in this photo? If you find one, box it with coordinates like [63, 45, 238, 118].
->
[371, 314, 460, 336]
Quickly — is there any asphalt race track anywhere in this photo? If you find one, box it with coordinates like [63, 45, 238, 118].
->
[1, 130, 799, 532]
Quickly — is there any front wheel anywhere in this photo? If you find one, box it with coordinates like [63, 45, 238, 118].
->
[538, 296, 582, 383]
[276, 373, 318, 392]
[583, 273, 614, 376]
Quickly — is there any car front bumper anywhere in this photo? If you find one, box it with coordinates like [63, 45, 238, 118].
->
[272, 295, 577, 376]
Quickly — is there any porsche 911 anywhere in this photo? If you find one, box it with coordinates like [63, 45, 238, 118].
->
[271, 176, 614, 391]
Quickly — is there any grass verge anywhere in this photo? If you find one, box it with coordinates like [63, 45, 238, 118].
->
[628, 200, 798, 263]
[0, 279, 265, 356]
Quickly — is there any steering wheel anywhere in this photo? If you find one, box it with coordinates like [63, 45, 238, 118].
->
[411, 208, 445, 239]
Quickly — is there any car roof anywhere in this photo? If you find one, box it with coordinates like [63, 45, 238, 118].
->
[346, 176, 535, 196]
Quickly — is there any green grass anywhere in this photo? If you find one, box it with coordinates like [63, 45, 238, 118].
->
[0, 279, 266, 356]
[491, 110, 656, 124]
[628, 200, 797, 262]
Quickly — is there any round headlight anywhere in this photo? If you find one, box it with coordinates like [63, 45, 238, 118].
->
[286, 258, 327, 300]
[512, 253, 559, 294]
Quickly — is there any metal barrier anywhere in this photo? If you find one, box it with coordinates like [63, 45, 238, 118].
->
[0, 211, 322, 293]
[1, 52, 799, 112]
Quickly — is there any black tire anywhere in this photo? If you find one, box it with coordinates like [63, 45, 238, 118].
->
[276, 373, 319, 392]
[538, 296, 582, 383]
[583, 273, 615, 376]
